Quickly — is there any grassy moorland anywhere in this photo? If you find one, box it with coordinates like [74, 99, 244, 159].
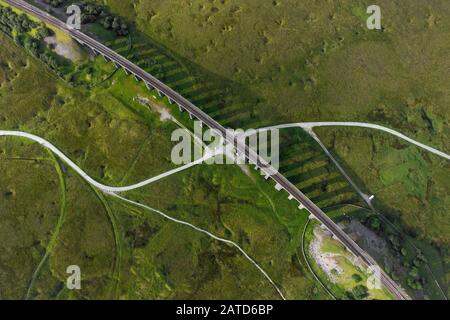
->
[110, 164, 325, 299]
[0, 0, 448, 299]
[98, 0, 449, 145]
[89, 0, 449, 298]
[0, 28, 179, 185]
[0, 27, 330, 299]
[0, 137, 61, 299]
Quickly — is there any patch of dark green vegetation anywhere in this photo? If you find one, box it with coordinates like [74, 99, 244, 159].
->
[0, 2, 126, 87]
[342, 210, 447, 300]
[0, 5, 61, 69]
[44, 0, 129, 36]
[42, 0, 64, 8]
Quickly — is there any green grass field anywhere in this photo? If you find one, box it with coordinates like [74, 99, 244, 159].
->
[0, 0, 448, 299]
[85, 3, 449, 296]
[98, 0, 449, 145]
[0, 29, 327, 299]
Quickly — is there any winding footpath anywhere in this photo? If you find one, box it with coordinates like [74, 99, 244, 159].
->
[253, 121, 450, 161]
[0, 130, 285, 300]
[113, 193, 286, 299]
[0, 130, 218, 193]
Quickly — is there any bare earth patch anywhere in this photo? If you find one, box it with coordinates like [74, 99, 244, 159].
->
[135, 95, 173, 121]
[44, 36, 81, 62]
[310, 226, 343, 283]
[344, 220, 386, 255]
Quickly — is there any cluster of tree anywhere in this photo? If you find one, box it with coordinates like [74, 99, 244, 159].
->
[21, 34, 41, 56]
[36, 25, 51, 40]
[351, 274, 363, 283]
[14, 33, 58, 70]
[387, 233, 403, 252]
[362, 215, 409, 260]
[0, 21, 10, 34]
[362, 214, 430, 292]
[0, 6, 13, 34]
[352, 285, 369, 299]
[402, 250, 428, 290]
[365, 215, 381, 232]
[39, 50, 59, 70]
[102, 15, 129, 36]
[69, 2, 128, 36]
[0, 5, 60, 73]
[344, 285, 369, 300]
[43, 0, 64, 8]
[0, 6, 37, 35]
[78, 2, 103, 24]
[406, 276, 425, 290]
[386, 235, 429, 290]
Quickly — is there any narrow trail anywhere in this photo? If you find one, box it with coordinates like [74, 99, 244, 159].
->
[119, 133, 153, 185]
[89, 185, 122, 299]
[111, 193, 286, 300]
[25, 151, 67, 299]
[308, 130, 375, 208]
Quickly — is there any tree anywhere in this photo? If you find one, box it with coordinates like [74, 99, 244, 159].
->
[102, 16, 113, 29]
[36, 27, 50, 40]
[368, 216, 381, 231]
[111, 17, 120, 31]
[344, 291, 355, 300]
[407, 278, 423, 290]
[352, 274, 363, 283]
[413, 258, 423, 268]
[23, 35, 41, 56]
[391, 272, 399, 281]
[400, 247, 407, 256]
[416, 250, 427, 263]
[408, 267, 419, 278]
